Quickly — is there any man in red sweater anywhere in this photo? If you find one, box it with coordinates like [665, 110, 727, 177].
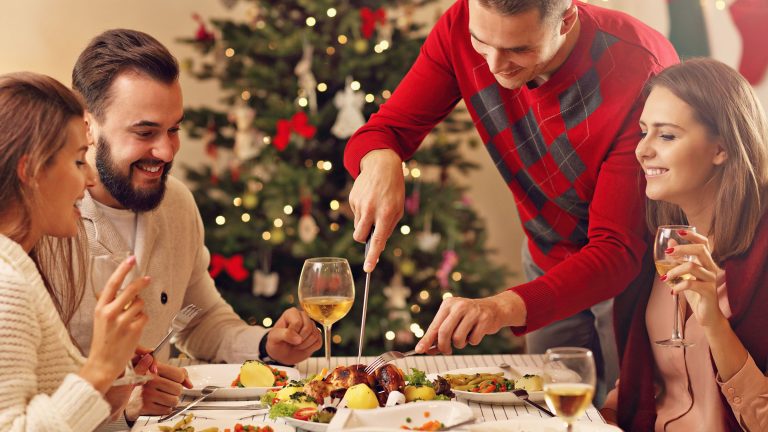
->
[344, 0, 678, 401]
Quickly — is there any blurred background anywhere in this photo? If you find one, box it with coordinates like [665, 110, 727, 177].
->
[1, 0, 765, 355]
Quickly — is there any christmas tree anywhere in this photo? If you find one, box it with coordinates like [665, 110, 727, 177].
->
[179, 0, 516, 356]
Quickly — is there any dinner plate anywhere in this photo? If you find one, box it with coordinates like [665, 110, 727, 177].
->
[467, 417, 621, 432]
[133, 416, 295, 432]
[282, 417, 330, 432]
[428, 366, 545, 405]
[327, 401, 474, 431]
[182, 364, 300, 400]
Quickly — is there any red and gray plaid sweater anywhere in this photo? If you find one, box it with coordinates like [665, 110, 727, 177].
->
[344, 0, 679, 332]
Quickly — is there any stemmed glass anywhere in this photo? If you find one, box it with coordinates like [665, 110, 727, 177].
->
[543, 347, 596, 432]
[654, 225, 696, 348]
[298, 257, 355, 370]
[90, 251, 152, 386]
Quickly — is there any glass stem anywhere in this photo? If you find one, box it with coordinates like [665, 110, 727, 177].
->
[672, 293, 681, 340]
[324, 324, 332, 370]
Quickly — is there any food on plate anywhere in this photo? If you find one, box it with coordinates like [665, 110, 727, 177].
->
[401, 411, 445, 431]
[345, 383, 380, 409]
[262, 365, 445, 424]
[400, 420, 445, 431]
[440, 371, 543, 393]
[155, 414, 274, 432]
[263, 380, 304, 404]
[404, 385, 437, 402]
[290, 406, 337, 424]
[403, 368, 451, 402]
[291, 406, 318, 421]
[230, 425, 273, 432]
[310, 406, 337, 423]
[514, 374, 544, 392]
[156, 414, 202, 432]
[303, 364, 405, 407]
[266, 391, 318, 419]
[231, 360, 288, 388]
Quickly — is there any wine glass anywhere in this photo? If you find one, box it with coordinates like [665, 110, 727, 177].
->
[298, 257, 355, 370]
[89, 251, 152, 386]
[654, 225, 696, 348]
[543, 347, 596, 432]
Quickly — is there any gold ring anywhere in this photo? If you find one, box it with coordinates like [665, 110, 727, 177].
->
[123, 299, 134, 311]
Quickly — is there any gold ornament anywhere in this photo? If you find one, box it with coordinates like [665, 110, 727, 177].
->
[353, 39, 369, 54]
[400, 258, 416, 276]
[270, 228, 286, 244]
[243, 194, 258, 209]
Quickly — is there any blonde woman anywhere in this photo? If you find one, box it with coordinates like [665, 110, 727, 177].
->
[0, 72, 150, 431]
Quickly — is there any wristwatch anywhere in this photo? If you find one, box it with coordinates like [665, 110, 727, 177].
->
[258, 331, 273, 363]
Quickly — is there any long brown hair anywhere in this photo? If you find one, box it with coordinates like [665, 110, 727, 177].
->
[644, 58, 768, 264]
[0, 72, 89, 326]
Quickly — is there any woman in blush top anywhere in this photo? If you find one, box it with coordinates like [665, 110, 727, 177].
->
[601, 58, 768, 431]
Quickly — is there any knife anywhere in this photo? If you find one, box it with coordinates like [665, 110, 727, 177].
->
[182, 403, 267, 411]
[357, 231, 373, 364]
[159, 385, 218, 422]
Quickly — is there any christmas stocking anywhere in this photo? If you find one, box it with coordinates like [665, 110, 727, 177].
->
[667, 0, 711, 58]
[730, 0, 768, 85]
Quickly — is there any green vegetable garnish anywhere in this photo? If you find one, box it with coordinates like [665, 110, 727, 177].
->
[404, 368, 433, 388]
[268, 402, 299, 419]
[260, 391, 277, 405]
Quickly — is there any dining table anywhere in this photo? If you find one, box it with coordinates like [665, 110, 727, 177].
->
[132, 353, 607, 431]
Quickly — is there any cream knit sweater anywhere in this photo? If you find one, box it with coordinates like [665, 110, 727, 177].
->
[0, 235, 109, 431]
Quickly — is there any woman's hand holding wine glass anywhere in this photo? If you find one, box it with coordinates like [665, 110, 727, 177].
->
[80, 254, 150, 393]
[661, 229, 724, 328]
[654, 225, 697, 347]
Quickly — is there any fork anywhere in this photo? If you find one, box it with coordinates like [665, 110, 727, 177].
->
[512, 388, 555, 417]
[364, 344, 437, 374]
[149, 304, 202, 356]
[499, 362, 555, 417]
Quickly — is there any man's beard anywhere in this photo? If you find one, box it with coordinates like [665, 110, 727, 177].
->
[95, 135, 172, 212]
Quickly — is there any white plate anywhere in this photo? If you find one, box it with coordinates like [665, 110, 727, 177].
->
[133, 416, 295, 432]
[327, 401, 474, 431]
[467, 417, 621, 432]
[429, 366, 545, 405]
[183, 364, 301, 400]
[283, 417, 330, 432]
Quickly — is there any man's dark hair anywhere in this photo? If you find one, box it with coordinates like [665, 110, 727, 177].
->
[72, 29, 179, 120]
[476, 0, 569, 22]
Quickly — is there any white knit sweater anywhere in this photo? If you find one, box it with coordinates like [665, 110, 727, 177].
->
[0, 235, 109, 431]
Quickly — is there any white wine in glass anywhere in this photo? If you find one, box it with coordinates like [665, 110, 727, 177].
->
[298, 258, 355, 370]
[89, 252, 152, 386]
[654, 225, 696, 348]
[543, 347, 596, 432]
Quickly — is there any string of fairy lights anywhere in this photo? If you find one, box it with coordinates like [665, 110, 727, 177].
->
[216, 156, 460, 341]
[214, 161, 423, 241]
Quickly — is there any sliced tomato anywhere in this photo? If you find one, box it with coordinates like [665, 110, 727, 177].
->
[292, 407, 318, 421]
